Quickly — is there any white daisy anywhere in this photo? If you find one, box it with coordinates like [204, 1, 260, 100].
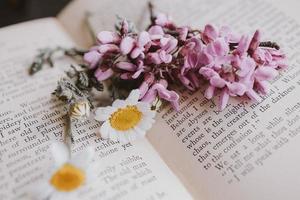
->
[94, 89, 156, 143]
[31, 142, 95, 200]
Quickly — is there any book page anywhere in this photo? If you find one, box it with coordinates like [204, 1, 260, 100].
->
[57, 0, 300, 200]
[0, 18, 192, 200]
[57, 0, 300, 199]
[147, 0, 300, 199]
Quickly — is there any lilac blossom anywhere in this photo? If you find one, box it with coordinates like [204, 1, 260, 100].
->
[83, 13, 286, 111]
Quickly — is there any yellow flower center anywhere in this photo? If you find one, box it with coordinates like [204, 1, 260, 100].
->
[50, 163, 85, 192]
[109, 105, 142, 131]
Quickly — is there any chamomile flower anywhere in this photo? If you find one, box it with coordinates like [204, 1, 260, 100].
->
[31, 142, 95, 200]
[94, 89, 156, 143]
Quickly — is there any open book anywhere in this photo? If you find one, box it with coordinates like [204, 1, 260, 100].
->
[1, 0, 300, 199]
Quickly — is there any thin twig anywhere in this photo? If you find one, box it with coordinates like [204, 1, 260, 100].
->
[64, 114, 74, 148]
[148, 2, 155, 24]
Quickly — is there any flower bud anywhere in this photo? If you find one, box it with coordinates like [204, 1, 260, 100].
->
[69, 101, 90, 119]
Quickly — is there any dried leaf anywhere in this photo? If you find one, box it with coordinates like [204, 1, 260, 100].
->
[76, 71, 90, 90]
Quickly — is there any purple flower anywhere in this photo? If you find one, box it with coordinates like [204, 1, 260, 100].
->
[177, 26, 189, 41]
[131, 31, 151, 59]
[146, 36, 178, 64]
[180, 37, 203, 56]
[177, 70, 201, 91]
[97, 31, 120, 44]
[118, 60, 146, 79]
[155, 13, 174, 28]
[249, 30, 287, 69]
[140, 79, 180, 111]
[95, 67, 114, 81]
[83, 47, 102, 69]
[139, 73, 155, 98]
[120, 36, 135, 55]
[201, 37, 231, 70]
[254, 66, 278, 95]
[200, 66, 248, 110]
[198, 27, 286, 110]
[202, 24, 239, 44]
[148, 25, 164, 40]
[82, 15, 286, 112]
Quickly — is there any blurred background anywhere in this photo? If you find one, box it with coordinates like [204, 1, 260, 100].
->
[0, 0, 71, 27]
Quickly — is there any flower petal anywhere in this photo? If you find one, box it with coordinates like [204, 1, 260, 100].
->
[116, 62, 137, 71]
[147, 52, 162, 64]
[138, 31, 151, 47]
[205, 85, 215, 99]
[219, 90, 230, 110]
[95, 107, 116, 121]
[227, 82, 246, 96]
[210, 76, 226, 88]
[249, 30, 261, 55]
[256, 80, 269, 95]
[83, 51, 102, 69]
[100, 121, 111, 139]
[255, 66, 279, 81]
[97, 31, 120, 44]
[163, 38, 178, 53]
[70, 147, 95, 170]
[236, 35, 250, 55]
[148, 25, 164, 37]
[112, 99, 127, 108]
[131, 47, 143, 59]
[246, 89, 262, 102]
[155, 13, 172, 26]
[120, 37, 135, 55]
[144, 109, 156, 120]
[199, 67, 219, 79]
[51, 142, 70, 167]
[132, 68, 144, 79]
[29, 181, 53, 200]
[95, 67, 114, 81]
[178, 26, 189, 41]
[212, 38, 229, 56]
[202, 24, 218, 43]
[98, 44, 119, 54]
[126, 89, 140, 105]
[138, 116, 155, 131]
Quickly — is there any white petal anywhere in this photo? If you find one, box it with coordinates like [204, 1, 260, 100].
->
[144, 109, 156, 119]
[112, 99, 127, 108]
[95, 113, 110, 122]
[99, 121, 111, 139]
[119, 135, 130, 143]
[51, 192, 69, 200]
[115, 130, 129, 143]
[126, 130, 138, 142]
[134, 126, 145, 137]
[131, 127, 146, 140]
[138, 117, 154, 131]
[86, 161, 101, 183]
[51, 142, 70, 167]
[94, 107, 116, 121]
[126, 89, 140, 105]
[109, 129, 119, 141]
[136, 102, 151, 112]
[70, 147, 95, 170]
[29, 181, 53, 200]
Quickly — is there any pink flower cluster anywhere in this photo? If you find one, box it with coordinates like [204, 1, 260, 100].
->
[84, 13, 286, 110]
[197, 27, 286, 110]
